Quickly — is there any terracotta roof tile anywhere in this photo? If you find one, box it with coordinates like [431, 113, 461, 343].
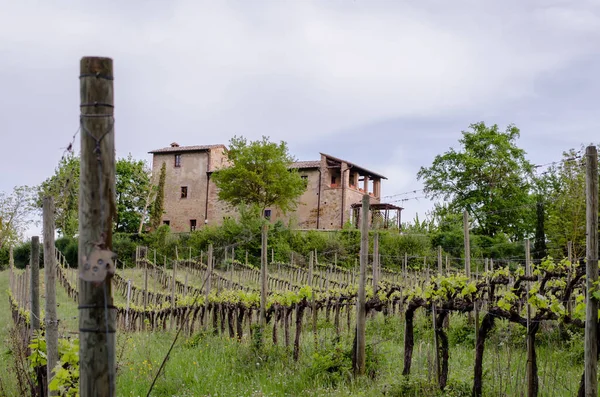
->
[149, 144, 226, 154]
[290, 160, 321, 169]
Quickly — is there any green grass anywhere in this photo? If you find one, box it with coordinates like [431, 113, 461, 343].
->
[0, 269, 589, 396]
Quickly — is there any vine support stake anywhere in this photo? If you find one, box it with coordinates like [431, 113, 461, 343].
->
[78, 56, 116, 397]
[260, 224, 268, 336]
[373, 233, 379, 294]
[463, 210, 471, 279]
[44, 197, 59, 395]
[354, 194, 369, 376]
[585, 145, 598, 397]
[30, 235, 40, 333]
[525, 238, 536, 397]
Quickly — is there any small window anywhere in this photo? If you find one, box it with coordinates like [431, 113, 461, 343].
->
[264, 209, 272, 219]
[163, 220, 170, 226]
[331, 175, 337, 185]
[301, 175, 308, 180]
[174, 154, 181, 167]
[181, 186, 188, 199]
[190, 219, 197, 231]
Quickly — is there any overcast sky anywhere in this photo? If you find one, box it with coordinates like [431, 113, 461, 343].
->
[1, 0, 599, 236]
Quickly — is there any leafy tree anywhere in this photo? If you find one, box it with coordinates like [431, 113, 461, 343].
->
[37, 154, 79, 236]
[542, 147, 587, 260]
[417, 122, 534, 239]
[115, 154, 151, 233]
[149, 162, 166, 231]
[212, 136, 307, 216]
[0, 185, 34, 249]
[37, 154, 151, 236]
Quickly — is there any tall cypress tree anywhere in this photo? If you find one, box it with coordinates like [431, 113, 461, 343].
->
[150, 162, 166, 231]
[533, 199, 547, 262]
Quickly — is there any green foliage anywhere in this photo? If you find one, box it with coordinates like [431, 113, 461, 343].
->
[28, 331, 47, 369]
[447, 316, 475, 346]
[12, 240, 43, 269]
[150, 162, 166, 231]
[55, 236, 78, 268]
[250, 324, 264, 353]
[115, 154, 151, 233]
[211, 136, 307, 214]
[28, 333, 79, 397]
[0, 185, 35, 249]
[541, 147, 588, 260]
[36, 154, 79, 237]
[49, 338, 80, 397]
[309, 343, 352, 386]
[37, 154, 151, 237]
[386, 377, 471, 397]
[418, 122, 534, 239]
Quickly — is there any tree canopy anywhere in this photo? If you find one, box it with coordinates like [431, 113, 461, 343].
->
[212, 136, 307, 215]
[37, 153, 151, 235]
[0, 185, 34, 249]
[417, 122, 534, 239]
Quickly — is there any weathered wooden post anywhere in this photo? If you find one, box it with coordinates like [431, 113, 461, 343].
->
[525, 238, 536, 397]
[260, 224, 268, 334]
[463, 210, 471, 278]
[9, 246, 14, 295]
[171, 260, 177, 330]
[309, 250, 317, 348]
[44, 197, 59, 395]
[125, 280, 131, 330]
[437, 246, 442, 275]
[206, 244, 213, 298]
[143, 253, 148, 312]
[354, 194, 369, 376]
[78, 56, 116, 396]
[585, 145, 598, 397]
[153, 249, 158, 304]
[30, 236, 40, 333]
[373, 233, 379, 294]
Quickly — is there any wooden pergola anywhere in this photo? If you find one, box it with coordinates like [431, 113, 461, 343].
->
[351, 202, 403, 230]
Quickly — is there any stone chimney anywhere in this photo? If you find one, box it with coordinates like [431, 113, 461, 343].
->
[170, 142, 180, 148]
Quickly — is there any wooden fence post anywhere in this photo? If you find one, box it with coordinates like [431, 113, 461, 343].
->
[437, 246, 443, 275]
[309, 250, 317, 349]
[9, 246, 14, 294]
[125, 280, 131, 330]
[44, 197, 59, 395]
[260, 224, 268, 335]
[585, 145, 598, 396]
[30, 236, 40, 333]
[463, 210, 471, 278]
[525, 238, 536, 397]
[373, 233, 379, 294]
[78, 56, 116, 397]
[355, 194, 369, 376]
[206, 244, 213, 297]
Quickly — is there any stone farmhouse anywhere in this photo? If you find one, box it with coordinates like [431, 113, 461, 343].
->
[149, 142, 403, 233]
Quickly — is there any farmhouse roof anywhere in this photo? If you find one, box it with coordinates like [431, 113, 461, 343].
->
[289, 160, 321, 169]
[320, 153, 387, 180]
[148, 144, 227, 154]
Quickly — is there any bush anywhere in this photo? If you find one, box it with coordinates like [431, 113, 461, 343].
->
[309, 342, 352, 386]
[447, 315, 475, 347]
[384, 377, 471, 397]
[12, 240, 44, 269]
[56, 236, 77, 267]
